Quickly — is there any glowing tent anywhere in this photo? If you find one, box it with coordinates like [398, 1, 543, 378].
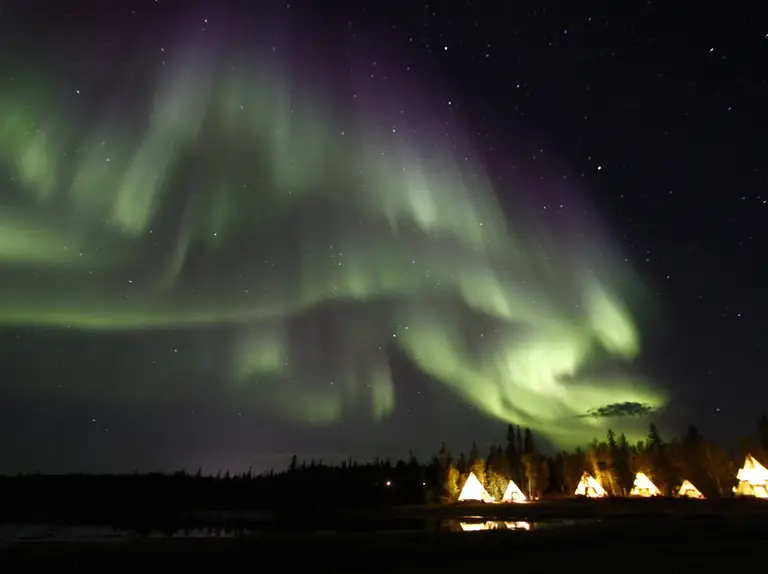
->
[575, 472, 607, 498]
[629, 472, 661, 497]
[734, 454, 768, 498]
[459, 522, 493, 531]
[677, 479, 705, 499]
[457, 472, 494, 503]
[501, 479, 526, 503]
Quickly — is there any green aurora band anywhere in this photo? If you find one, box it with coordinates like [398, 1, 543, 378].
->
[0, 56, 665, 447]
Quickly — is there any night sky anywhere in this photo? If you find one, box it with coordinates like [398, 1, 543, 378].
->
[0, 1, 765, 474]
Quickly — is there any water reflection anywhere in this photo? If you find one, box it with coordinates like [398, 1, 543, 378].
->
[458, 521, 531, 531]
[0, 524, 255, 544]
[0, 524, 130, 545]
[1, 517, 590, 544]
[153, 527, 244, 538]
[444, 517, 590, 532]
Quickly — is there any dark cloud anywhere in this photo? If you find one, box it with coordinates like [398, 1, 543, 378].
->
[581, 401, 656, 419]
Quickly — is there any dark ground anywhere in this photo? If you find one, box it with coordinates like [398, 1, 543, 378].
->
[3, 499, 767, 569]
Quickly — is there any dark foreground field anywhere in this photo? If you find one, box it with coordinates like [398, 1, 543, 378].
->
[3, 499, 768, 570]
[3, 519, 766, 570]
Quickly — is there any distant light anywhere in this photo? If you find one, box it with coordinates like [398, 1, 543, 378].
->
[385, 480, 391, 487]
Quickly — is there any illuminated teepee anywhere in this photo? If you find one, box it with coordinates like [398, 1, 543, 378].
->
[734, 454, 768, 498]
[459, 522, 494, 531]
[501, 479, 526, 503]
[575, 472, 607, 498]
[457, 472, 494, 503]
[677, 479, 705, 499]
[629, 472, 661, 497]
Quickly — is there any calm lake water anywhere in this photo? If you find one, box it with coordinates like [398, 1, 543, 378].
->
[0, 517, 590, 546]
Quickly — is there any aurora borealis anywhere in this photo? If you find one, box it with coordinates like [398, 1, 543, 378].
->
[4, 1, 730, 473]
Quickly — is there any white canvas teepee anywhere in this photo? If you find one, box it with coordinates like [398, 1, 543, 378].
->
[574, 472, 607, 498]
[459, 522, 493, 531]
[501, 479, 526, 503]
[457, 472, 494, 503]
[629, 472, 661, 497]
[677, 479, 705, 499]
[734, 454, 768, 498]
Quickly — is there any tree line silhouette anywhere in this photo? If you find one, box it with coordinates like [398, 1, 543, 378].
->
[274, 416, 768, 502]
[1, 416, 766, 527]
